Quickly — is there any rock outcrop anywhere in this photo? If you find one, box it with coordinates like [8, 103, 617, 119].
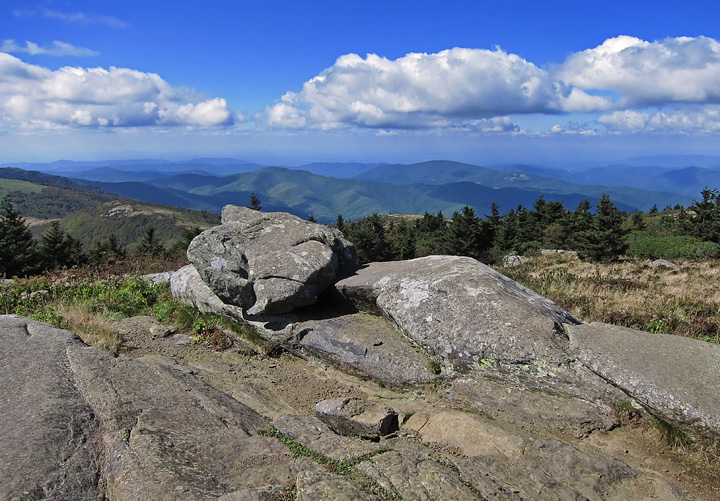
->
[187, 205, 356, 315]
[8, 208, 719, 499]
[569, 322, 720, 435]
[334, 256, 581, 371]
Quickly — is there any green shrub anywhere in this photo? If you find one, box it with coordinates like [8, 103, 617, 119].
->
[628, 233, 720, 260]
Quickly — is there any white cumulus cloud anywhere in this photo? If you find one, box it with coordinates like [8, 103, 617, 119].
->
[265, 48, 606, 130]
[0, 53, 234, 130]
[1, 39, 99, 57]
[557, 35, 720, 107]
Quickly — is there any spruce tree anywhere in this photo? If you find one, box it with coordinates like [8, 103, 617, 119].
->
[39, 221, 86, 271]
[447, 206, 481, 259]
[0, 200, 40, 277]
[136, 227, 166, 257]
[248, 193, 262, 211]
[577, 195, 628, 262]
[334, 214, 346, 233]
[414, 211, 449, 256]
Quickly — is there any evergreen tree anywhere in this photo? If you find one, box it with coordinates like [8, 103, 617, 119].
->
[334, 214, 346, 233]
[168, 227, 203, 257]
[690, 188, 720, 243]
[344, 213, 389, 263]
[447, 206, 481, 259]
[566, 200, 593, 250]
[39, 221, 87, 271]
[90, 233, 126, 264]
[0, 200, 40, 277]
[577, 195, 628, 262]
[136, 227, 166, 257]
[386, 219, 417, 260]
[307, 214, 317, 223]
[248, 193, 262, 211]
[495, 208, 519, 251]
[481, 202, 502, 247]
[414, 211, 449, 256]
[629, 211, 646, 231]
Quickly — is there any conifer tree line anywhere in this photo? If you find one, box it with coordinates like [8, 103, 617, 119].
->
[0, 199, 202, 278]
[340, 190, 720, 265]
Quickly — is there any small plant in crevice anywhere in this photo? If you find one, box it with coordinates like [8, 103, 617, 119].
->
[278, 482, 296, 500]
[258, 427, 405, 501]
[613, 400, 642, 425]
[653, 416, 694, 448]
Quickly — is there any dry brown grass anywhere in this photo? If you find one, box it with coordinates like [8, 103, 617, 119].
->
[57, 304, 122, 352]
[499, 254, 720, 343]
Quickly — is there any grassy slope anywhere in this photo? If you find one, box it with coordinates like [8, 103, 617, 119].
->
[31, 200, 220, 250]
[500, 253, 720, 343]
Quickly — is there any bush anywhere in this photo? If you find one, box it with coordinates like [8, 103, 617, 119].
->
[628, 233, 720, 260]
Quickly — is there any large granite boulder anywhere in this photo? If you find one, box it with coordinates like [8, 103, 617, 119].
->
[187, 206, 356, 315]
[334, 255, 581, 372]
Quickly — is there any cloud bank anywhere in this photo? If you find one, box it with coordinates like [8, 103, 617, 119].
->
[266, 36, 720, 134]
[0, 53, 234, 129]
[266, 48, 608, 130]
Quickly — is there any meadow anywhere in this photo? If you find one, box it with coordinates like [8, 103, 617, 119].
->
[500, 253, 720, 344]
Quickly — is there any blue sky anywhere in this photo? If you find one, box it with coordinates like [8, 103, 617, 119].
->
[2, 0, 720, 166]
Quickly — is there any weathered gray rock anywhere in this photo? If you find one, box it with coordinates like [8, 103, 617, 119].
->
[296, 312, 439, 385]
[568, 322, 720, 434]
[541, 249, 578, 257]
[171, 263, 245, 319]
[314, 397, 398, 439]
[0, 315, 102, 500]
[354, 450, 515, 501]
[295, 470, 380, 500]
[503, 251, 528, 267]
[187, 206, 356, 315]
[335, 256, 581, 372]
[447, 372, 619, 438]
[650, 258, 679, 270]
[142, 270, 174, 284]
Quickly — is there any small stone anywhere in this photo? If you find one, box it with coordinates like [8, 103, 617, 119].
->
[314, 397, 398, 439]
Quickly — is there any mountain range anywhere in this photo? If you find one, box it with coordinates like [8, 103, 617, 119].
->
[2, 156, 718, 227]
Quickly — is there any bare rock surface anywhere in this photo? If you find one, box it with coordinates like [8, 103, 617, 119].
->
[403, 411, 696, 501]
[295, 312, 439, 385]
[568, 322, 720, 434]
[0, 315, 101, 500]
[187, 206, 356, 315]
[0, 314, 710, 500]
[335, 255, 581, 371]
[447, 372, 619, 438]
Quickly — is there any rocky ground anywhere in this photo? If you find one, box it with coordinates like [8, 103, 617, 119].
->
[5, 207, 720, 500]
[111, 314, 720, 500]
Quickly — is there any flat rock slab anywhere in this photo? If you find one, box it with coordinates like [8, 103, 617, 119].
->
[0, 315, 102, 500]
[568, 322, 720, 434]
[297, 312, 438, 385]
[448, 374, 618, 438]
[404, 410, 694, 501]
[335, 255, 581, 371]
